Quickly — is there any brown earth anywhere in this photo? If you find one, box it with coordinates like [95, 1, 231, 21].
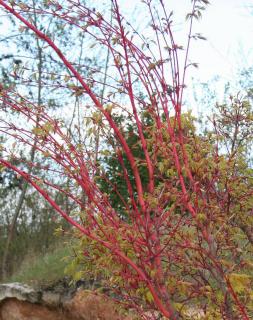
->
[0, 284, 132, 320]
[0, 298, 68, 320]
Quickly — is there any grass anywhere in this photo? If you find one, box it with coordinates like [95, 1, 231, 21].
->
[5, 242, 72, 287]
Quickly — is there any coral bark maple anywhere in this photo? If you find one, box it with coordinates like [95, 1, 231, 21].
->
[0, 1, 252, 319]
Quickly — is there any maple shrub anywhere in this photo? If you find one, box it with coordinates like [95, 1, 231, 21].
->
[0, 1, 252, 319]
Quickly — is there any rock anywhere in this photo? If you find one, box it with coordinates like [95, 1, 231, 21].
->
[0, 282, 132, 320]
[0, 283, 41, 304]
[41, 291, 61, 307]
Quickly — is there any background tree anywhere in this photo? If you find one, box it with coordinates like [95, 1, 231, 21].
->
[0, 0, 100, 279]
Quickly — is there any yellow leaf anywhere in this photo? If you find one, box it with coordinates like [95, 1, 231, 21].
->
[229, 273, 251, 293]
[145, 290, 154, 303]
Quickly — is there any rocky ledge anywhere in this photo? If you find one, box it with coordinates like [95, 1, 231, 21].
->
[0, 281, 129, 320]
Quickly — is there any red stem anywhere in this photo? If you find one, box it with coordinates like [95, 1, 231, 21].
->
[0, 0, 146, 213]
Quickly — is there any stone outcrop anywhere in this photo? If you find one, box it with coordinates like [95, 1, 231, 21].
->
[0, 283, 41, 304]
[0, 282, 205, 319]
[0, 282, 130, 320]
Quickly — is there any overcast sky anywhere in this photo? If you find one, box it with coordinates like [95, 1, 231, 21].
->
[115, 0, 253, 111]
[1, 0, 252, 110]
[1, 0, 252, 86]
[187, 0, 253, 82]
[118, 0, 253, 83]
